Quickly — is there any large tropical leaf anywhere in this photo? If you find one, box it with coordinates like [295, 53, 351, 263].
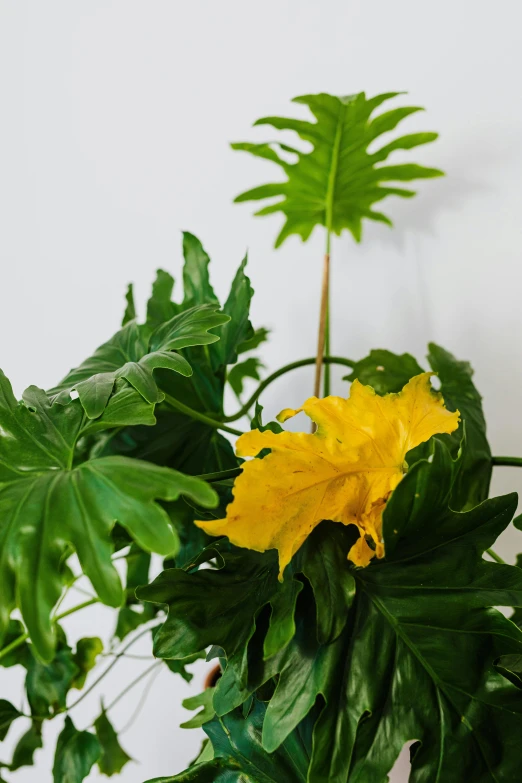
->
[140, 438, 522, 782]
[145, 699, 311, 783]
[48, 304, 229, 420]
[0, 372, 218, 661]
[232, 91, 443, 245]
[346, 342, 492, 510]
[101, 233, 258, 475]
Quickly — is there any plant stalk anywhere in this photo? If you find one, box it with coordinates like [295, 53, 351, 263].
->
[0, 597, 100, 663]
[223, 356, 355, 422]
[492, 456, 522, 467]
[313, 250, 331, 399]
[163, 393, 243, 437]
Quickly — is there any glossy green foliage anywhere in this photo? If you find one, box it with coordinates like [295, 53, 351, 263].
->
[49, 304, 229, 420]
[52, 717, 100, 783]
[141, 431, 522, 782]
[346, 343, 492, 510]
[232, 91, 443, 245]
[0, 366, 218, 660]
[146, 699, 311, 782]
[101, 233, 262, 476]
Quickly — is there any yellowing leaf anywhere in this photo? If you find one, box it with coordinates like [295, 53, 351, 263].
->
[195, 373, 459, 574]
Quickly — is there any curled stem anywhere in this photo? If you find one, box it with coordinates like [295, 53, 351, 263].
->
[223, 356, 355, 423]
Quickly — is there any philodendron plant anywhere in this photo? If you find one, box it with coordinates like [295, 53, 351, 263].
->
[1, 92, 521, 783]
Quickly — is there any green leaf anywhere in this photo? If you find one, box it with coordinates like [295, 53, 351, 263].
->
[211, 257, 254, 368]
[121, 283, 136, 326]
[495, 654, 522, 688]
[180, 688, 215, 729]
[182, 233, 219, 308]
[52, 716, 101, 783]
[0, 372, 218, 661]
[0, 700, 21, 742]
[94, 705, 132, 775]
[71, 637, 103, 690]
[115, 544, 156, 641]
[427, 342, 492, 509]
[9, 722, 43, 770]
[145, 699, 310, 782]
[25, 628, 79, 717]
[146, 269, 178, 329]
[232, 91, 443, 245]
[347, 343, 492, 511]
[344, 348, 423, 394]
[227, 356, 263, 398]
[0, 619, 30, 669]
[142, 439, 522, 782]
[237, 326, 270, 355]
[164, 650, 204, 683]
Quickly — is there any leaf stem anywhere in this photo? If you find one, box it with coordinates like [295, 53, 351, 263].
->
[492, 456, 522, 467]
[0, 598, 100, 663]
[196, 468, 243, 482]
[314, 250, 331, 400]
[163, 393, 243, 437]
[67, 622, 160, 712]
[486, 548, 506, 565]
[103, 661, 161, 715]
[223, 356, 355, 422]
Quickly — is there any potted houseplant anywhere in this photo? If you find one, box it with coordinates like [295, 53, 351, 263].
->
[1, 91, 521, 783]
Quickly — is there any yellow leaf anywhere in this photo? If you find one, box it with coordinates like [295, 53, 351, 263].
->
[195, 373, 459, 576]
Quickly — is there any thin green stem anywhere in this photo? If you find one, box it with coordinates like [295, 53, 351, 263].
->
[163, 393, 243, 437]
[486, 548, 506, 565]
[492, 456, 522, 467]
[67, 622, 160, 712]
[0, 598, 101, 663]
[196, 467, 243, 482]
[103, 661, 161, 715]
[223, 356, 355, 422]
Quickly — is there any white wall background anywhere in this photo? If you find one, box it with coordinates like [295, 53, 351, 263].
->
[1, 1, 522, 781]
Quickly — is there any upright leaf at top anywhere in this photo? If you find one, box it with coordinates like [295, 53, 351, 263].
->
[232, 91, 443, 246]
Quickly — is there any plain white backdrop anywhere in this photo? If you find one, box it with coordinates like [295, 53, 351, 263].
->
[1, 1, 522, 781]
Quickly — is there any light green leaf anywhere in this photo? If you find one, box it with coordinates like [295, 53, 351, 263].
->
[180, 688, 215, 729]
[0, 372, 218, 661]
[71, 637, 103, 690]
[232, 91, 443, 245]
[182, 233, 219, 308]
[52, 716, 100, 783]
[94, 705, 132, 775]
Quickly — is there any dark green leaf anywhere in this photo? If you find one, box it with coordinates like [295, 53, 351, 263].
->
[237, 327, 269, 355]
[495, 654, 522, 688]
[0, 372, 218, 661]
[164, 651, 204, 683]
[25, 628, 79, 717]
[52, 716, 100, 783]
[94, 705, 132, 775]
[0, 700, 21, 742]
[121, 283, 136, 326]
[182, 233, 219, 308]
[233, 91, 443, 245]
[71, 637, 103, 690]
[143, 438, 522, 782]
[115, 544, 156, 640]
[146, 269, 178, 329]
[145, 699, 310, 782]
[344, 349, 423, 394]
[9, 722, 43, 770]
[227, 357, 263, 398]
